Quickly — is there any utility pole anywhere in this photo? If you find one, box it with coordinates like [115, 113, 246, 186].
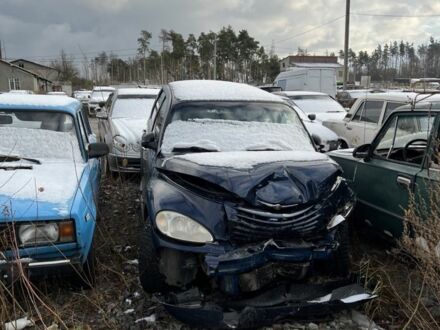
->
[343, 0, 350, 91]
[213, 36, 217, 80]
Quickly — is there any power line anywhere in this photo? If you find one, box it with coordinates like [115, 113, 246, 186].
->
[351, 12, 440, 18]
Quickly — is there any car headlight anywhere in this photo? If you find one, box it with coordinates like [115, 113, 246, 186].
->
[18, 221, 75, 246]
[113, 135, 129, 152]
[331, 176, 344, 192]
[132, 143, 141, 153]
[155, 211, 214, 243]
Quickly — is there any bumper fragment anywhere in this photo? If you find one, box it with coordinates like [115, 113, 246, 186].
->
[157, 277, 376, 329]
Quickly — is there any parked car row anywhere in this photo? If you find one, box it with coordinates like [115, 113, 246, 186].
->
[3, 81, 438, 327]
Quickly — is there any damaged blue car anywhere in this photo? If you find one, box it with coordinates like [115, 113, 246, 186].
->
[139, 80, 374, 328]
[0, 94, 108, 287]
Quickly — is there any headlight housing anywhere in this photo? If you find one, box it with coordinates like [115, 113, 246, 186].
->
[155, 211, 214, 243]
[18, 221, 75, 246]
[331, 176, 344, 192]
[113, 135, 128, 152]
[132, 142, 141, 153]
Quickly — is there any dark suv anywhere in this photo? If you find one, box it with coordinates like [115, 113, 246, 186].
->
[139, 80, 366, 327]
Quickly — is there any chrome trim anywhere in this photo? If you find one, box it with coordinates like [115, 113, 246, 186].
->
[237, 205, 315, 219]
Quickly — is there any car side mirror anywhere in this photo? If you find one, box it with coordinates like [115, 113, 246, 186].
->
[99, 101, 105, 108]
[308, 113, 316, 121]
[353, 143, 371, 159]
[88, 142, 109, 158]
[142, 132, 157, 150]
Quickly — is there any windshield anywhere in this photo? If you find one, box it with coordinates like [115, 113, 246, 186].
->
[0, 110, 82, 161]
[289, 95, 345, 113]
[161, 102, 314, 155]
[90, 90, 113, 102]
[111, 96, 156, 118]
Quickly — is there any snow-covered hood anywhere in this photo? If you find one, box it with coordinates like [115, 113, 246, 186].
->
[0, 160, 85, 220]
[314, 112, 346, 122]
[160, 151, 341, 206]
[111, 117, 146, 145]
[303, 121, 338, 142]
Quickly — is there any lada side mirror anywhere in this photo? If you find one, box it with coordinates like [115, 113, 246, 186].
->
[353, 143, 371, 159]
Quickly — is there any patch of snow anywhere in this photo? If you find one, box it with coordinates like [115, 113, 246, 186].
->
[0, 160, 85, 205]
[4, 317, 34, 330]
[172, 151, 329, 169]
[135, 315, 156, 323]
[341, 293, 377, 303]
[125, 259, 139, 265]
[0, 94, 78, 108]
[117, 88, 160, 96]
[0, 127, 83, 161]
[170, 80, 283, 102]
[123, 309, 135, 314]
[161, 119, 314, 155]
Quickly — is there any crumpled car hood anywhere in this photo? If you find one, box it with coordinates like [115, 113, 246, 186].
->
[0, 161, 85, 220]
[160, 151, 341, 206]
[111, 117, 146, 145]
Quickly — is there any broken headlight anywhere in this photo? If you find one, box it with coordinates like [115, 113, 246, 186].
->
[18, 221, 75, 246]
[331, 176, 344, 192]
[155, 211, 214, 243]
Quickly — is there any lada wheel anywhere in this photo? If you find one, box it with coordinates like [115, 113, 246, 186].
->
[138, 215, 170, 293]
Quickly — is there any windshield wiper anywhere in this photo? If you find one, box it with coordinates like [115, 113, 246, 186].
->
[0, 154, 41, 164]
[172, 146, 219, 153]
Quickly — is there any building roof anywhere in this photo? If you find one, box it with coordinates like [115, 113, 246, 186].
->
[117, 88, 160, 96]
[169, 80, 283, 102]
[0, 59, 52, 83]
[0, 94, 80, 114]
[10, 58, 58, 71]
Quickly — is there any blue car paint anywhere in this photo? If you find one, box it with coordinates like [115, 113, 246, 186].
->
[0, 96, 101, 274]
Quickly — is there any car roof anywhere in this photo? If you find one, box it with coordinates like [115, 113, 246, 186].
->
[0, 93, 80, 114]
[92, 86, 115, 91]
[395, 101, 440, 111]
[117, 88, 160, 96]
[352, 92, 440, 102]
[275, 91, 328, 97]
[169, 80, 283, 103]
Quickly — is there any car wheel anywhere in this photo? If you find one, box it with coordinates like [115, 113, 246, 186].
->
[329, 222, 351, 277]
[72, 241, 96, 289]
[338, 139, 349, 149]
[138, 212, 170, 294]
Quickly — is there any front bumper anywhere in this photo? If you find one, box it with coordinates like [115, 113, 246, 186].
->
[108, 153, 140, 173]
[158, 276, 376, 329]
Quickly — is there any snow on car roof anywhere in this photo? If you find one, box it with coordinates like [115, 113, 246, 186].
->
[0, 93, 80, 114]
[169, 80, 283, 102]
[93, 86, 115, 91]
[276, 91, 328, 97]
[117, 88, 160, 96]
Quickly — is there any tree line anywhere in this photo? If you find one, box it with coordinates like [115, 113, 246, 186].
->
[340, 37, 440, 82]
[52, 26, 280, 87]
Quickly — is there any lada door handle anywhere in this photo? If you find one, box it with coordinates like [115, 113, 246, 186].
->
[396, 176, 412, 188]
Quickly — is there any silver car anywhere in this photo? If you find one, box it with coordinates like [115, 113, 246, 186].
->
[97, 88, 160, 173]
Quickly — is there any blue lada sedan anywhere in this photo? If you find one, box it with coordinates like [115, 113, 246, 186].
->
[0, 93, 108, 287]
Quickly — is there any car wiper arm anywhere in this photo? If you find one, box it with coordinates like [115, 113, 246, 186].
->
[172, 146, 219, 153]
[0, 154, 41, 164]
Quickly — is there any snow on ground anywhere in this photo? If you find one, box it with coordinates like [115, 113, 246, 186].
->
[161, 119, 314, 155]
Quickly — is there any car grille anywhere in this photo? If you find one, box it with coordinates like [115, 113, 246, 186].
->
[226, 204, 327, 243]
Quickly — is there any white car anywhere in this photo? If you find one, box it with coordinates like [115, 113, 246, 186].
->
[88, 86, 115, 116]
[97, 87, 160, 173]
[73, 90, 92, 103]
[322, 92, 440, 148]
[274, 91, 346, 122]
[279, 96, 339, 151]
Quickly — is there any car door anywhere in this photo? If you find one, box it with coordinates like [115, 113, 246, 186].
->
[350, 112, 436, 238]
[345, 100, 384, 146]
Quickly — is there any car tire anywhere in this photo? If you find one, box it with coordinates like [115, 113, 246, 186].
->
[138, 213, 170, 294]
[72, 241, 96, 289]
[329, 222, 351, 277]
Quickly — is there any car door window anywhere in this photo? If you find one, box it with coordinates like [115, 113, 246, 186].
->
[153, 94, 167, 136]
[352, 101, 384, 124]
[374, 114, 434, 165]
[383, 102, 404, 122]
[77, 113, 89, 150]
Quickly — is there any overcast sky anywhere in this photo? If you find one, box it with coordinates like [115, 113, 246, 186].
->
[1, 0, 439, 64]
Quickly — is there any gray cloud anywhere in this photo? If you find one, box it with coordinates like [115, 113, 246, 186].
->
[0, 0, 439, 64]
